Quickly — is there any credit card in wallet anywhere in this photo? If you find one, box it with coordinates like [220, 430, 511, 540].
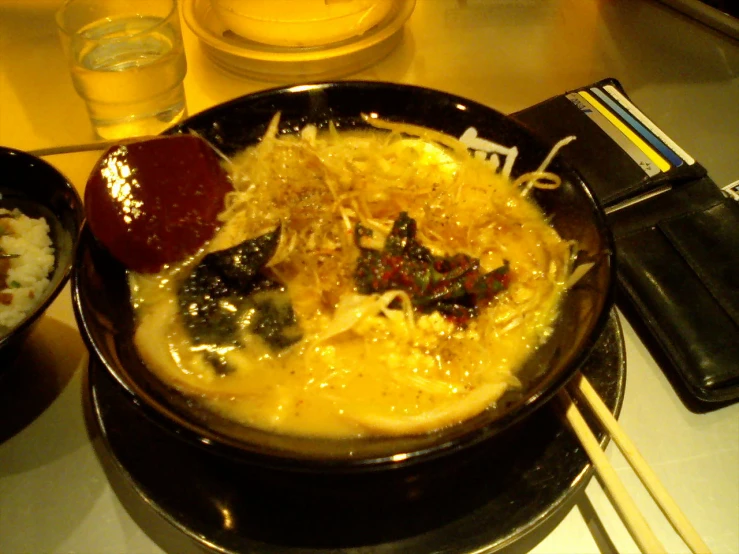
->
[512, 78, 739, 409]
[512, 79, 707, 210]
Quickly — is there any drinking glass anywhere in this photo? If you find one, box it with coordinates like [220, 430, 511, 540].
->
[56, 0, 188, 140]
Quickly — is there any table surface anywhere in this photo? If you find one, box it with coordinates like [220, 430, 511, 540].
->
[1, 1, 738, 553]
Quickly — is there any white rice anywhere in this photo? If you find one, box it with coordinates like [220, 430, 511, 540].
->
[0, 209, 55, 331]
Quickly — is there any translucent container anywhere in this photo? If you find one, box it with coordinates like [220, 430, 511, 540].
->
[183, 0, 415, 81]
[210, 0, 395, 47]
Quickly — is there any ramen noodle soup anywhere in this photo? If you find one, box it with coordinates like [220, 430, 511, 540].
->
[130, 117, 576, 438]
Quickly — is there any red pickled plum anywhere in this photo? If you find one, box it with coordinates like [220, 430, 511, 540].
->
[85, 135, 232, 273]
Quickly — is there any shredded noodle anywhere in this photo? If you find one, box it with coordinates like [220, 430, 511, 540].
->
[130, 117, 578, 438]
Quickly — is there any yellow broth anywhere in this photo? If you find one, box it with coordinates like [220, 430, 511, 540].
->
[130, 122, 572, 438]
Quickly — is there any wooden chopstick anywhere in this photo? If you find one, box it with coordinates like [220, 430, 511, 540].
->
[28, 136, 156, 158]
[556, 374, 712, 554]
[570, 373, 712, 554]
[556, 389, 667, 553]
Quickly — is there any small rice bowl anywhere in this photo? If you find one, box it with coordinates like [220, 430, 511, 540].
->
[0, 208, 55, 332]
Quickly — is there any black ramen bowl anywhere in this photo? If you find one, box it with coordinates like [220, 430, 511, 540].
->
[73, 82, 614, 472]
[0, 146, 84, 369]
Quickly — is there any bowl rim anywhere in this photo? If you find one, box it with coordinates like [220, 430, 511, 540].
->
[0, 146, 85, 356]
[73, 80, 616, 472]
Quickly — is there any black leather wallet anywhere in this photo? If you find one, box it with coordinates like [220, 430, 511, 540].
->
[512, 78, 739, 408]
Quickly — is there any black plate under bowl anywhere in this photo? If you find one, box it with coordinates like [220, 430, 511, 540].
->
[0, 146, 84, 368]
[89, 310, 625, 553]
[73, 81, 615, 471]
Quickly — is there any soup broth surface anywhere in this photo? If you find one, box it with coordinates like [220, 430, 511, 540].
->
[131, 120, 572, 438]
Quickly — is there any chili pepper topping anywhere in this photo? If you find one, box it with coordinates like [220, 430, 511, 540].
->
[354, 212, 510, 325]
